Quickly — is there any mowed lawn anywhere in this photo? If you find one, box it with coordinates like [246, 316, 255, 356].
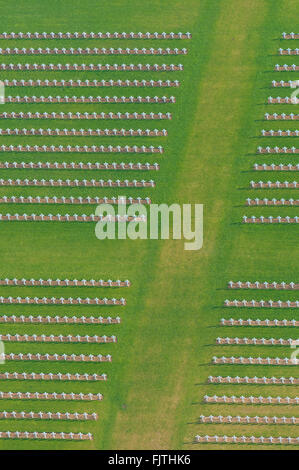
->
[0, 0, 298, 450]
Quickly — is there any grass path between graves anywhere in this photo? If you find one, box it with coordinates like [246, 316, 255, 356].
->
[0, 0, 298, 451]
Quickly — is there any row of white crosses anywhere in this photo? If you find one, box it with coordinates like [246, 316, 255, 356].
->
[216, 337, 296, 346]
[0, 196, 152, 205]
[0, 391, 103, 400]
[0, 31, 192, 39]
[200, 415, 298, 424]
[203, 395, 299, 404]
[5, 95, 176, 103]
[246, 198, 299, 206]
[275, 64, 298, 70]
[220, 318, 299, 326]
[0, 431, 92, 440]
[0, 372, 107, 381]
[1, 277, 130, 287]
[0, 334, 117, 343]
[208, 375, 298, 384]
[261, 129, 299, 136]
[271, 79, 299, 86]
[0, 162, 159, 171]
[0, 296, 126, 305]
[0, 411, 98, 420]
[0, 127, 168, 136]
[257, 146, 298, 153]
[0, 47, 188, 55]
[0, 144, 164, 153]
[2, 78, 180, 87]
[265, 113, 298, 120]
[251, 181, 299, 188]
[243, 215, 299, 224]
[228, 280, 299, 289]
[0, 62, 184, 71]
[224, 298, 299, 306]
[282, 32, 299, 39]
[268, 96, 298, 103]
[0, 111, 172, 119]
[278, 48, 299, 54]
[195, 435, 299, 445]
[0, 315, 121, 324]
[1, 352, 111, 362]
[212, 356, 297, 365]
[0, 214, 146, 223]
[0, 179, 155, 187]
[254, 163, 299, 170]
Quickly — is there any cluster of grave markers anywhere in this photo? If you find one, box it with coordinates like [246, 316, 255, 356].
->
[0, 333, 117, 343]
[196, 33, 299, 446]
[264, 111, 299, 119]
[0, 144, 164, 153]
[0, 277, 123, 440]
[200, 278, 299, 445]
[198, 317, 299, 445]
[0, 31, 191, 443]
[0, 214, 144, 223]
[213, 356, 298, 365]
[0, 411, 98, 420]
[0, 431, 93, 440]
[0, 293, 126, 305]
[243, 32, 299, 225]
[0, 47, 188, 56]
[1, 78, 180, 87]
[0, 314, 121, 324]
[204, 395, 299, 404]
[0, 179, 155, 188]
[195, 435, 299, 445]
[0, 31, 192, 39]
[0, 278, 131, 286]
[0, 196, 151, 205]
[0, 128, 168, 136]
[0, 111, 172, 119]
[4, 95, 176, 103]
[208, 376, 299, 384]
[0, 63, 184, 71]
[0, 391, 103, 400]
[0, 30, 190, 222]
[1, 352, 111, 362]
[0, 162, 159, 170]
[0, 372, 107, 381]
[221, 318, 299, 326]
[200, 415, 298, 424]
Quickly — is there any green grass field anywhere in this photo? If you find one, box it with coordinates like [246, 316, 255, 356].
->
[0, 0, 298, 450]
